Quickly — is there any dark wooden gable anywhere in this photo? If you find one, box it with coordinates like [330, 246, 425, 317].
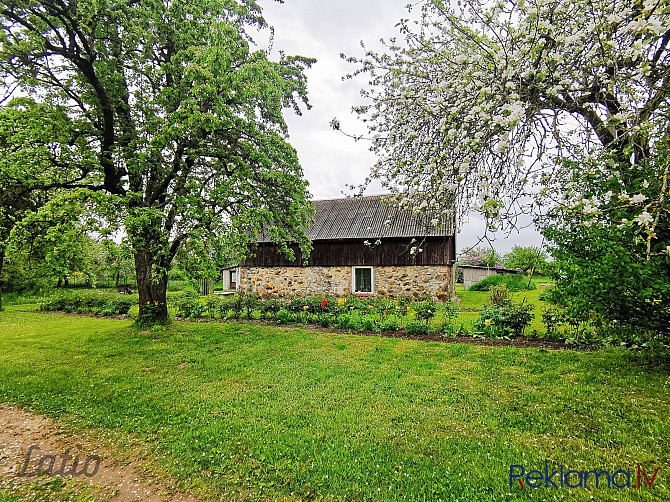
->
[244, 237, 455, 267]
[245, 195, 456, 267]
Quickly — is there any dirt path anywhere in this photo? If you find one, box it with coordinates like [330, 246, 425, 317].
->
[0, 404, 199, 501]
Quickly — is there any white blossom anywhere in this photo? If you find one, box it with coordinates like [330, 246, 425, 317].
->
[634, 212, 653, 226]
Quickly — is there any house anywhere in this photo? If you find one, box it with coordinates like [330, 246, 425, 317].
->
[231, 195, 456, 300]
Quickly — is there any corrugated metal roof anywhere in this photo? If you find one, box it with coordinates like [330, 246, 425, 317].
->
[260, 195, 454, 243]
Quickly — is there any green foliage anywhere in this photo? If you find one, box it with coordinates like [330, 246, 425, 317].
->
[412, 297, 439, 323]
[541, 305, 568, 338]
[542, 159, 670, 351]
[173, 291, 207, 319]
[39, 292, 136, 316]
[502, 246, 549, 275]
[361, 315, 381, 332]
[487, 284, 511, 305]
[472, 300, 534, 338]
[275, 308, 294, 325]
[241, 293, 260, 320]
[259, 298, 284, 319]
[468, 273, 535, 292]
[98, 297, 134, 316]
[0, 0, 315, 324]
[380, 315, 401, 332]
[405, 320, 435, 336]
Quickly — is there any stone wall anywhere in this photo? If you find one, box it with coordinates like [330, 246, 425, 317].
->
[238, 265, 454, 300]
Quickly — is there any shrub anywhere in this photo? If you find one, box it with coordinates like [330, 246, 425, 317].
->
[174, 291, 206, 318]
[335, 314, 350, 329]
[405, 321, 435, 336]
[468, 273, 536, 292]
[286, 297, 314, 314]
[275, 308, 294, 324]
[40, 296, 71, 312]
[380, 315, 401, 331]
[413, 297, 439, 323]
[362, 315, 380, 332]
[317, 313, 333, 328]
[217, 296, 240, 319]
[99, 297, 135, 316]
[40, 292, 134, 316]
[205, 297, 221, 318]
[259, 298, 284, 319]
[473, 300, 534, 338]
[335, 313, 363, 331]
[488, 284, 511, 305]
[241, 293, 259, 319]
[541, 305, 568, 338]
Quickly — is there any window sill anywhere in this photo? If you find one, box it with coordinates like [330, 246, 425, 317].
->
[352, 293, 375, 297]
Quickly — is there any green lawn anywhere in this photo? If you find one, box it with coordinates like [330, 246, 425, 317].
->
[0, 307, 668, 501]
[455, 281, 551, 333]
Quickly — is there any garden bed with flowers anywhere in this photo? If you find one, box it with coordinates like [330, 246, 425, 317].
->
[34, 283, 609, 348]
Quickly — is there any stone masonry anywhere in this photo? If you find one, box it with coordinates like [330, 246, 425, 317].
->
[238, 265, 455, 300]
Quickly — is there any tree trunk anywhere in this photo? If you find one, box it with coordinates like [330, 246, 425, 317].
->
[56, 276, 62, 288]
[134, 252, 168, 324]
[115, 270, 120, 287]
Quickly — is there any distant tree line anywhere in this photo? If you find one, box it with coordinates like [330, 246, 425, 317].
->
[457, 245, 552, 277]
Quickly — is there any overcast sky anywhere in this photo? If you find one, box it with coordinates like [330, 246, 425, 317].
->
[257, 0, 544, 255]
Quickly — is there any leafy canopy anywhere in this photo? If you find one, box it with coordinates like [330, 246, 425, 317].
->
[1, 0, 316, 319]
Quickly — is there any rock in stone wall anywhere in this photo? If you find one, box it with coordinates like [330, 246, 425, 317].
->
[239, 265, 454, 300]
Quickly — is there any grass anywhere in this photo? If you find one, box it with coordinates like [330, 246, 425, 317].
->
[0, 306, 668, 501]
[455, 282, 551, 334]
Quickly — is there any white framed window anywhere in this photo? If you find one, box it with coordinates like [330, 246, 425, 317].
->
[352, 266, 374, 295]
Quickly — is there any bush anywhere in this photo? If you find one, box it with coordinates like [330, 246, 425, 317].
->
[362, 315, 380, 332]
[468, 273, 536, 292]
[241, 292, 259, 319]
[541, 305, 568, 338]
[335, 313, 363, 331]
[40, 296, 71, 312]
[275, 308, 294, 324]
[259, 298, 284, 319]
[488, 284, 511, 305]
[413, 297, 439, 323]
[174, 291, 206, 318]
[472, 300, 534, 338]
[317, 313, 333, 328]
[98, 297, 134, 316]
[405, 321, 435, 336]
[40, 292, 136, 316]
[380, 315, 401, 331]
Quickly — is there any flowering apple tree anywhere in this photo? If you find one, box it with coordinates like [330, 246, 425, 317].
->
[340, 0, 669, 342]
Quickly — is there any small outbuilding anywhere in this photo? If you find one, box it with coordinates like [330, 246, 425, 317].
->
[458, 264, 520, 290]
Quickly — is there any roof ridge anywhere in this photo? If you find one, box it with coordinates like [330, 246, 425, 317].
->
[313, 193, 391, 202]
